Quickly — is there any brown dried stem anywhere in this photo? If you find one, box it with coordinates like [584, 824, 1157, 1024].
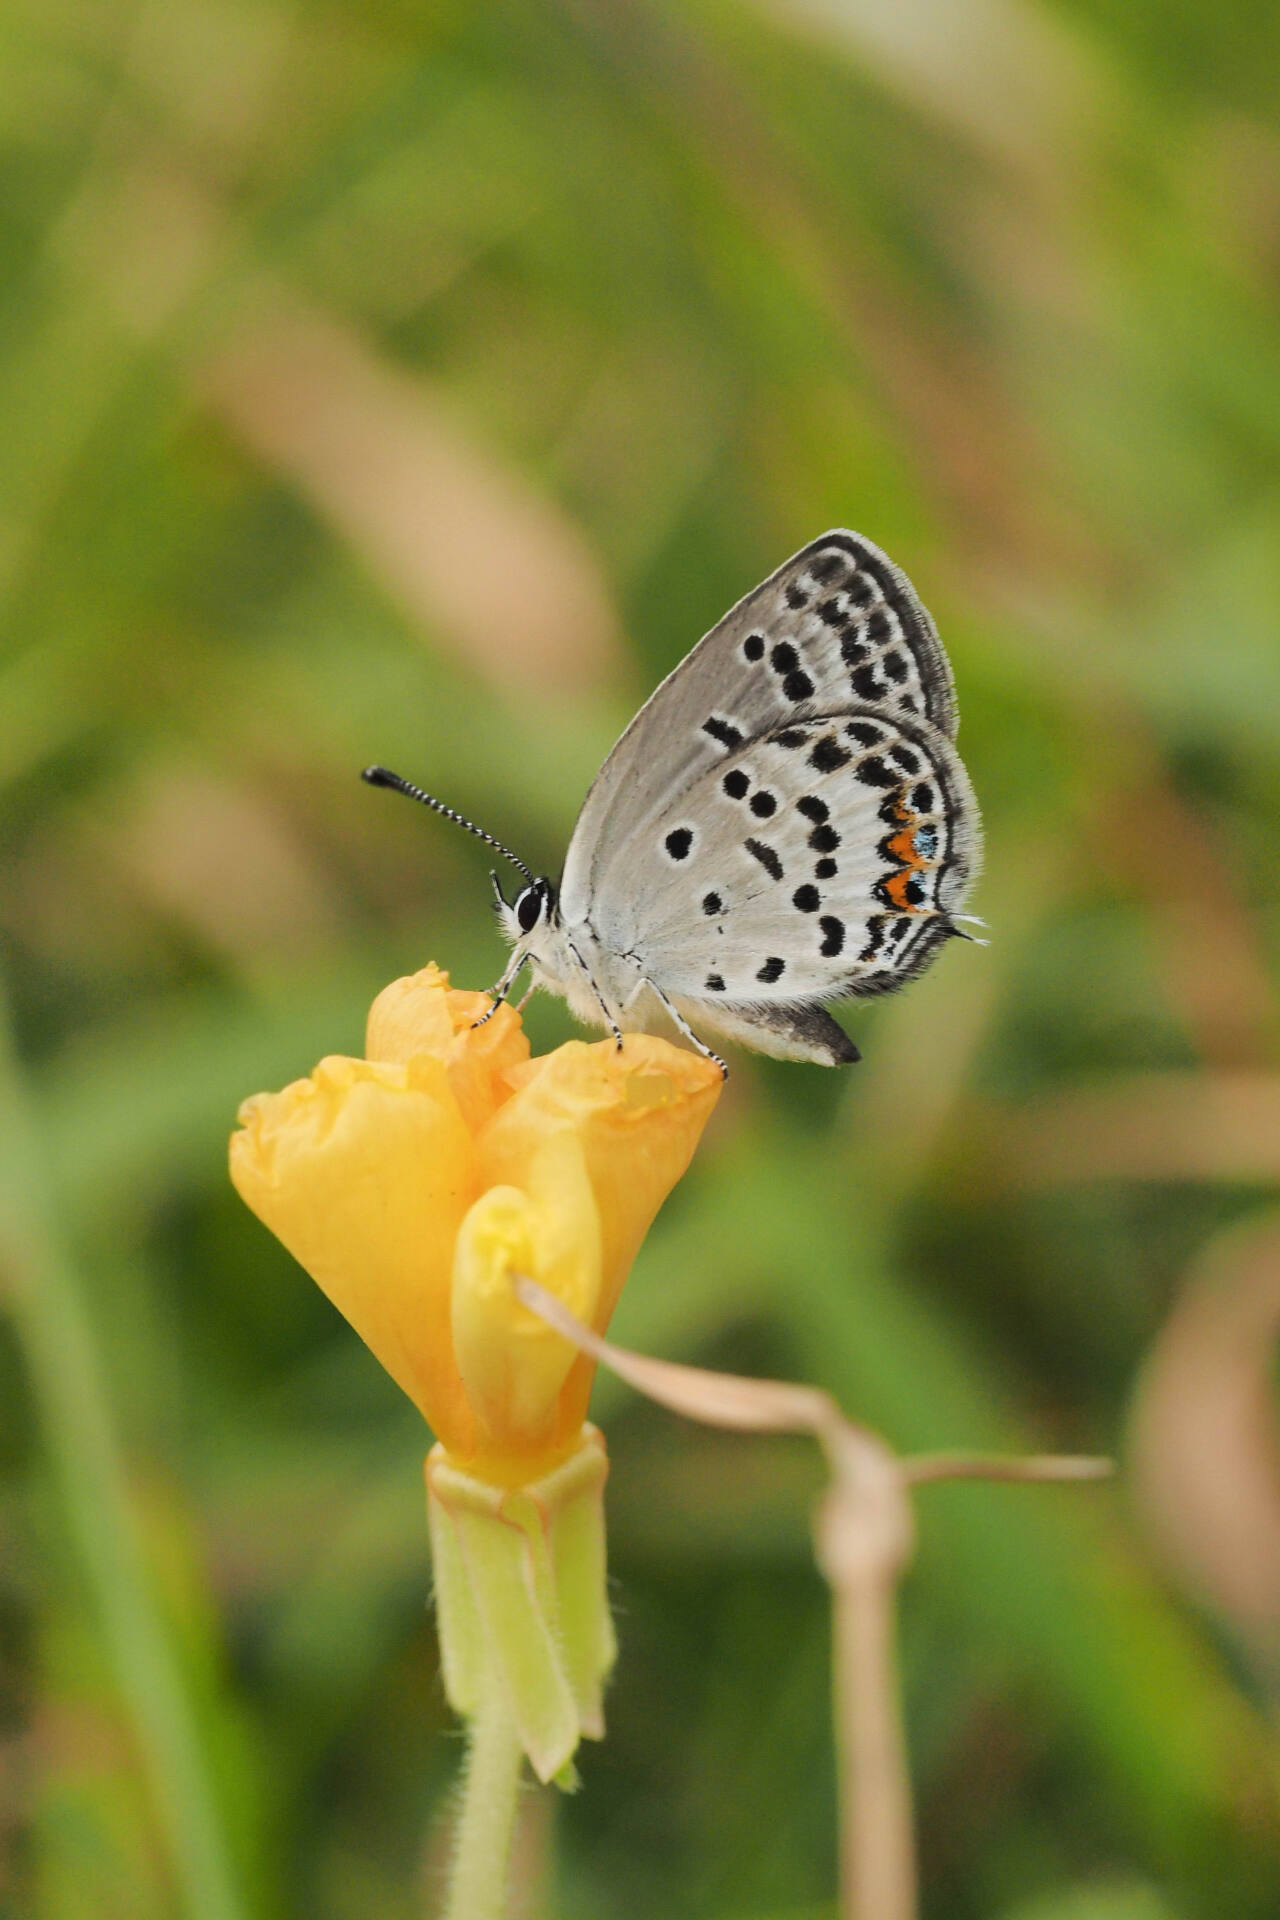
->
[516, 1277, 1110, 1920]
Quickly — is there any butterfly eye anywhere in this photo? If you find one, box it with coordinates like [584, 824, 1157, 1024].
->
[516, 886, 544, 934]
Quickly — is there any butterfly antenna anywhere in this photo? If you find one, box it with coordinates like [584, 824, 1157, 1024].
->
[361, 765, 534, 881]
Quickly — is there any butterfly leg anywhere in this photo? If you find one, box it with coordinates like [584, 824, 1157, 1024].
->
[472, 947, 528, 1028]
[564, 938, 626, 1050]
[641, 980, 729, 1080]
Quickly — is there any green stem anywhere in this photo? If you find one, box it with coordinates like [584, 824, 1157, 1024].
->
[444, 1672, 526, 1920]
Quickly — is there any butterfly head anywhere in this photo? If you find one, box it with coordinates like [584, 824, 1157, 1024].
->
[493, 871, 557, 941]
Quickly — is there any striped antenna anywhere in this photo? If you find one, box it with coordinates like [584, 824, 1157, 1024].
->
[361, 766, 534, 881]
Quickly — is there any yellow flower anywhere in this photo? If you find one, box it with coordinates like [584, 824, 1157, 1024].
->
[229, 964, 721, 1486]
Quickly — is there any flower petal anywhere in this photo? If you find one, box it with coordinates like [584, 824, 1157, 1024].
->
[477, 1044, 721, 1443]
[366, 962, 529, 1133]
[488, 1035, 722, 1309]
[452, 1129, 602, 1478]
[230, 1052, 478, 1448]
[477, 1035, 721, 1436]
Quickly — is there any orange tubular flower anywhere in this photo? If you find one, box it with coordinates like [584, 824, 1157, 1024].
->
[230, 965, 721, 1788]
[230, 963, 721, 1486]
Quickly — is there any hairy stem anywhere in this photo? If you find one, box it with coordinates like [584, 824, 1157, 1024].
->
[444, 1673, 526, 1920]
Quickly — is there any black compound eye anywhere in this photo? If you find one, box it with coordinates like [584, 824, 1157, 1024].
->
[516, 887, 543, 934]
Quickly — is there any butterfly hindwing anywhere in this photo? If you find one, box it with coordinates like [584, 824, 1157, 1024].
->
[588, 708, 979, 1012]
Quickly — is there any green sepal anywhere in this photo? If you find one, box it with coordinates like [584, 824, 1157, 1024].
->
[426, 1424, 615, 1785]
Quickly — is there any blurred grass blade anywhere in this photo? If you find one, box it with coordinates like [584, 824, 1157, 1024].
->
[1129, 1211, 1280, 1695]
[201, 298, 625, 694]
[757, 0, 1103, 175]
[0, 979, 251, 1920]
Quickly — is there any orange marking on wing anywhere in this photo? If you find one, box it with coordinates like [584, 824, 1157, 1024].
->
[883, 868, 918, 911]
[885, 826, 919, 866]
[881, 785, 935, 913]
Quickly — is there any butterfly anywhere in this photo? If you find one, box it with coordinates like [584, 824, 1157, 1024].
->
[365, 529, 982, 1075]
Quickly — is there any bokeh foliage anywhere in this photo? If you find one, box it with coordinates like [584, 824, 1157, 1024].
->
[2, 1, 1280, 1916]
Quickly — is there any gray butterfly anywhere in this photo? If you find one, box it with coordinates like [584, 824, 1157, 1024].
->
[365, 530, 982, 1074]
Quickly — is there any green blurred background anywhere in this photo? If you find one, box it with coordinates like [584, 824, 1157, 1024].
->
[3, 0, 1280, 1915]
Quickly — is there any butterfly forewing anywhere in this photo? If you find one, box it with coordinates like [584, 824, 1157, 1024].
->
[560, 531, 957, 926]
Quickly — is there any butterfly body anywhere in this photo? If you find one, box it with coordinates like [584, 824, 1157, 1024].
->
[494, 881, 861, 1066]
[368, 530, 982, 1073]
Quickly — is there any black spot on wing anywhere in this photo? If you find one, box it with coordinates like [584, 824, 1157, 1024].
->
[819, 916, 845, 956]
[793, 884, 820, 912]
[847, 916, 954, 998]
[809, 735, 851, 774]
[723, 769, 749, 800]
[703, 715, 743, 749]
[859, 919, 887, 963]
[756, 956, 785, 983]
[780, 531, 957, 734]
[665, 828, 693, 860]
[743, 633, 765, 661]
[856, 756, 897, 787]
[809, 550, 846, 585]
[705, 973, 726, 992]
[746, 838, 783, 880]
[797, 795, 829, 823]
[702, 891, 722, 915]
[749, 790, 777, 818]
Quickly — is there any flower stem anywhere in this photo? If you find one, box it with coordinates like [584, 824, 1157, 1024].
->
[444, 1672, 526, 1920]
[832, 1570, 916, 1920]
[812, 1428, 918, 1920]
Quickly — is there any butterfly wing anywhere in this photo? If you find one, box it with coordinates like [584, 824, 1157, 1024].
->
[560, 530, 957, 927]
[589, 709, 979, 1028]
